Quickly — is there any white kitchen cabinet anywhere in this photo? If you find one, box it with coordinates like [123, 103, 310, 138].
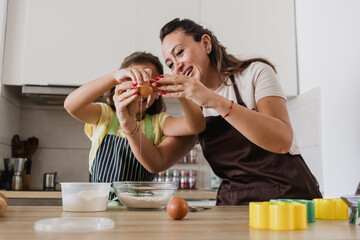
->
[3, 0, 135, 86]
[2, 0, 297, 96]
[201, 0, 298, 96]
[132, 0, 200, 71]
[2, 0, 200, 86]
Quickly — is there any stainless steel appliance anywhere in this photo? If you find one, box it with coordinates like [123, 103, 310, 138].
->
[10, 158, 27, 190]
[43, 172, 57, 191]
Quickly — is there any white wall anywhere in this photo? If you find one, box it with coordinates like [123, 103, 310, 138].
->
[295, 0, 360, 197]
[287, 88, 323, 194]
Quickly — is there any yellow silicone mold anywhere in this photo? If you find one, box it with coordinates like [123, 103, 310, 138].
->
[313, 198, 348, 220]
[249, 202, 307, 230]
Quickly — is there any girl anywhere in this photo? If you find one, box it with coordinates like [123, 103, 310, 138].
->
[64, 51, 205, 201]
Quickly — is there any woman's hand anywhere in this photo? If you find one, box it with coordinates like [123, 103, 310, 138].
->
[114, 68, 153, 85]
[112, 81, 139, 134]
[154, 74, 215, 108]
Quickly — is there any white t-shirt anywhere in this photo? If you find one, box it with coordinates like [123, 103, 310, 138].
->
[203, 61, 300, 155]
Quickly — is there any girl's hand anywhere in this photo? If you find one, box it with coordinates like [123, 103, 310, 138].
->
[113, 81, 139, 133]
[154, 74, 215, 108]
[114, 68, 153, 86]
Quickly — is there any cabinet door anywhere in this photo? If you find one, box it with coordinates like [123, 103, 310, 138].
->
[132, 0, 201, 73]
[3, 0, 135, 86]
[201, 0, 298, 96]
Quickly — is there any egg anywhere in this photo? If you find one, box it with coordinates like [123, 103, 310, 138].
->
[0, 192, 7, 217]
[167, 197, 189, 220]
[138, 82, 153, 98]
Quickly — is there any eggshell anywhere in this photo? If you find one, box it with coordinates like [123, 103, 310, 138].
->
[138, 82, 153, 98]
[167, 197, 189, 220]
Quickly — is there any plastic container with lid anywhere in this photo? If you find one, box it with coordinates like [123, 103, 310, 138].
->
[34, 217, 115, 232]
[60, 182, 111, 212]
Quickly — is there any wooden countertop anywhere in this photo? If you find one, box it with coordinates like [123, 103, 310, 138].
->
[0, 189, 217, 200]
[0, 206, 358, 240]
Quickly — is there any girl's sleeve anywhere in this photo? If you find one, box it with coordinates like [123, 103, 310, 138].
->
[84, 103, 113, 140]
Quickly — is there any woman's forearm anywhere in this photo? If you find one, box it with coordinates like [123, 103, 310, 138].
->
[212, 94, 293, 154]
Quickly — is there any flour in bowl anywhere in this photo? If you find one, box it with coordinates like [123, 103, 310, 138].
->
[118, 190, 174, 209]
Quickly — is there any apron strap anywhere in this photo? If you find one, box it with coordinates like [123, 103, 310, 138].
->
[108, 112, 154, 144]
[229, 75, 246, 108]
[108, 113, 119, 135]
[145, 113, 154, 144]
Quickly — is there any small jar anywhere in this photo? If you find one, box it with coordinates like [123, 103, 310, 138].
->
[172, 170, 180, 184]
[157, 172, 164, 182]
[165, 170, 172, 182]
[180, 170, 188, 189]
[188, 170, 197, 189]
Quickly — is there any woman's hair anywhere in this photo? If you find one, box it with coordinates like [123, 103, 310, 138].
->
[104, 51, 166, 114]
[160, 18, 277, 85]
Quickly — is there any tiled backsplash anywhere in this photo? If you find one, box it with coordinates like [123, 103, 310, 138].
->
[0, 86, 21, 170]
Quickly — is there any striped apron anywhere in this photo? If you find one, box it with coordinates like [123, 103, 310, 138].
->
[91, 113, 155, 200]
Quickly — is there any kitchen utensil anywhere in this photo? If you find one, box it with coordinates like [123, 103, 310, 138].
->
[188, 205, 211, 212]
[23, 137, 38, 190]
[11, 135, 39, 190]
[43, 172, 57, 191]
[270, 199, 315, 223]
[313, 198, 348, 220]
[60, 182, 111, 212]
[1, 159, 12, 190]
[10, 158, 27, 190]
[112, 181, 178, 210]
[249, 201, 307, 230]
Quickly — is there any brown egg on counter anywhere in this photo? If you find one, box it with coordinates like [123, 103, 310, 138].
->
[167, 197, 189, 220]
[0, 192, 8, 216]
[138, 82, 154, 98]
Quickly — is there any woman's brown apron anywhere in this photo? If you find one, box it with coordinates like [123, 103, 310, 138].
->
[198, 76, 322, 205]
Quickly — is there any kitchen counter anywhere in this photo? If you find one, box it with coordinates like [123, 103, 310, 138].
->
[0, 189, 217, 206]
[0, 206, 358, 240]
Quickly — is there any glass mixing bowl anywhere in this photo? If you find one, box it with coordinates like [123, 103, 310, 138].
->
[113, 181, 178, 210]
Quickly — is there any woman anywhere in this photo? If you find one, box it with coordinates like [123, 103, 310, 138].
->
[64, 51, 204, 202]
[155, 18, 322, 205]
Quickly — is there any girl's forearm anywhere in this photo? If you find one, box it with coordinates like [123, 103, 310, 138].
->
[126, 132, 195, 173]
[64, 71, 117, 114]
[126, 132, 169, 173]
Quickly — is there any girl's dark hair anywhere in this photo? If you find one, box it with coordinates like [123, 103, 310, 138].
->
[104, 51, 166, 114]
[160, 18, 276, 84]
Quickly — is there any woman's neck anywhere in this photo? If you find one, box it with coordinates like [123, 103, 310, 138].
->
[203, 69, 223, 91]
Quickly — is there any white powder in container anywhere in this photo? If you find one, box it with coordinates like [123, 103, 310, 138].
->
[62, 189, 109, 212]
